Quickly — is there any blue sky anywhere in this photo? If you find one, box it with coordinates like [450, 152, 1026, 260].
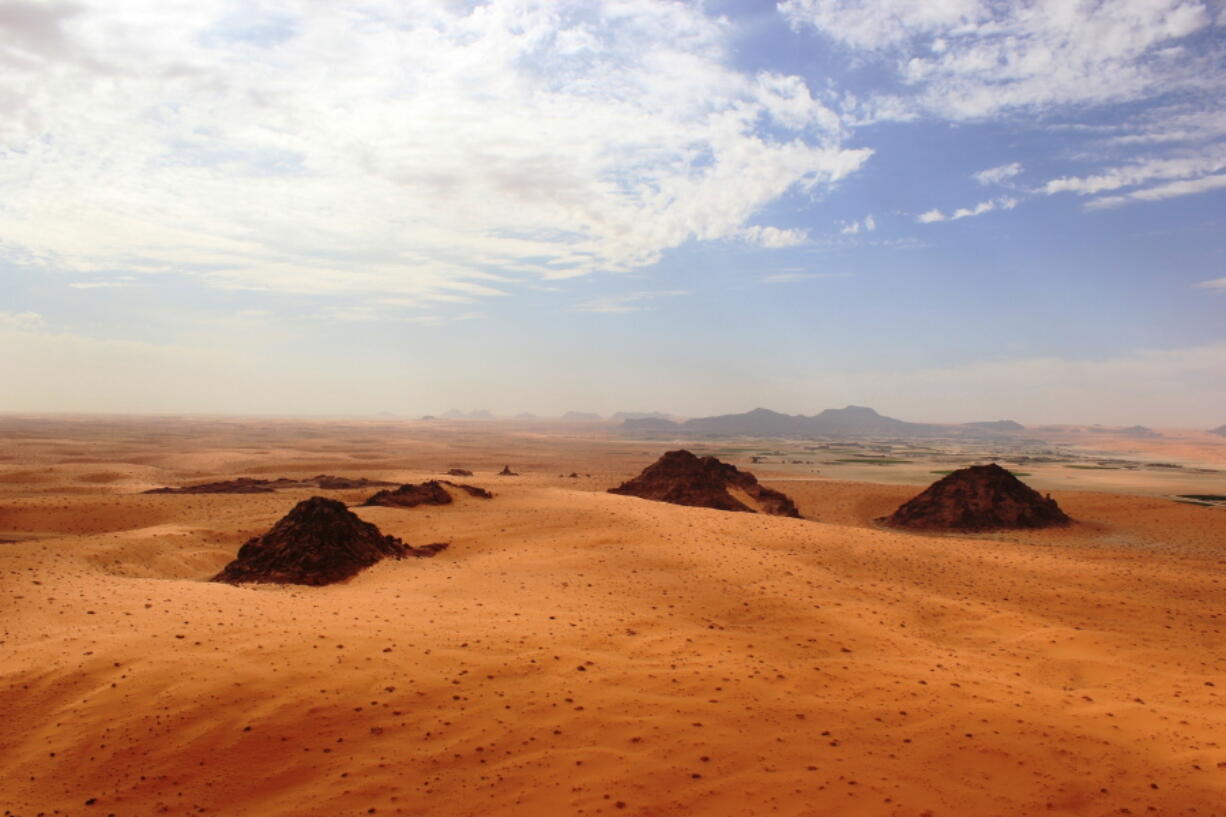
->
[1, 0, 1224, 425]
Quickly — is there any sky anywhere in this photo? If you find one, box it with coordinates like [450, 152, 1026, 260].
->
[1, 0, 1224, 426]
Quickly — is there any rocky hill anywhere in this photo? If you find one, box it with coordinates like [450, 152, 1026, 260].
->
[212, 497, 445, 586]
[883, 463, 1071, 531]
[609, 450, 800, 517]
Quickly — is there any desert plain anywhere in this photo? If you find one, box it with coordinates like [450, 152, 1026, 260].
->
[1, 415, 1224, 817]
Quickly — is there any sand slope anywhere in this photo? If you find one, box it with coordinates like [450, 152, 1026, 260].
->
[2, 421, 1224, 817]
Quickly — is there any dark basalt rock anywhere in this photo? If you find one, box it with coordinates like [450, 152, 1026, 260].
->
[363, 480, 453, 508]
[146, 474, 396, 494]
[498, 465, 518, 476]
[308, 475, 398, 490]
[608, 449, 801, 517]
[362, 480, 493, 507]
[146, 477, 277, 494]
[446, 482, 493, 499]
[883, 463, 1071, 531]
[211, 497, 444, 586]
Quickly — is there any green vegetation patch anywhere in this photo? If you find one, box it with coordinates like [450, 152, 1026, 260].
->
[1065, 464, 1118, 470]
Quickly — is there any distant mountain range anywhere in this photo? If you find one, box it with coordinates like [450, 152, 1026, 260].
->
[610, 411, 672, 421]
[1088, 424, 1161, 438]
[963, 420, 1025, 431]
[426, 409, 672, 422]
[620, 405, 1025, 437]
[1211, 425, 1226, 437]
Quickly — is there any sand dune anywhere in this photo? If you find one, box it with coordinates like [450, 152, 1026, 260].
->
[1, 419, 1224, 816]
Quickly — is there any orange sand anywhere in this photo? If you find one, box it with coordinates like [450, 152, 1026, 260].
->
[1, 417, 1223, 817]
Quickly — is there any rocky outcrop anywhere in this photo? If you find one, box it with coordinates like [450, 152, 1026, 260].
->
[883, 463, 1071, 531]
[609, 450, 801, 517]
[309, 475, 399, 490]
[446, 468, 474, 477]
[146, 475, 395, 494]
[498, 465, 518, 476]
[146, 477, 277, 494]
[362, 480, 493, 507]
[448, 482, 493, 499]
[211, 497, 445, 586]
[363, 480, 453, 508]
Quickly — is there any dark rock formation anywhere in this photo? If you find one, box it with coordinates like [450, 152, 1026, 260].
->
[562, 411, 602, 421]
[363, 480, 453, 508]
[310, 475, 398, 490]
[609, 450, 801, 517]
[498, 465, 518, 476]
[883, 463, 1071, 532]
[146, 475, 395, 494]
[446, 468, 474, 477]
[1211, 425, 1226, 437]
[146, 477, 277, 494]
[447, 482, 493, 499]
[211, 497, 444, 586]
[363, 480, 493, 507]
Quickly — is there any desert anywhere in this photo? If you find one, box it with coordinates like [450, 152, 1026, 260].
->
[6, 2, 1226, 815]
[1, 415, 1223, 817]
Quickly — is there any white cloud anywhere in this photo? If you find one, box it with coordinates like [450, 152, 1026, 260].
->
[1195, 277, 1226, 290]
[1086, 173, 1226, 209]
[839, 214, 875, 234]
[916, 196, 1016, 223]
[1103, 107, 1226, 146]
[0, 0, 869, 309]
[68, 281, 132, 289]
[782, 0, 1219, 120]
[973, 162, 1022, 186]
[740, 225, 810, 248]
[572, 289, 690, 314]
[1043, 151, 1226, 196]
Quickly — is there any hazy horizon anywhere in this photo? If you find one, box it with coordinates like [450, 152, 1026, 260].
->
[3, 1, 1224, 426]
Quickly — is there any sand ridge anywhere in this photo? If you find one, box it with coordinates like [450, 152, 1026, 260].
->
[1, 419, 1224, 816]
